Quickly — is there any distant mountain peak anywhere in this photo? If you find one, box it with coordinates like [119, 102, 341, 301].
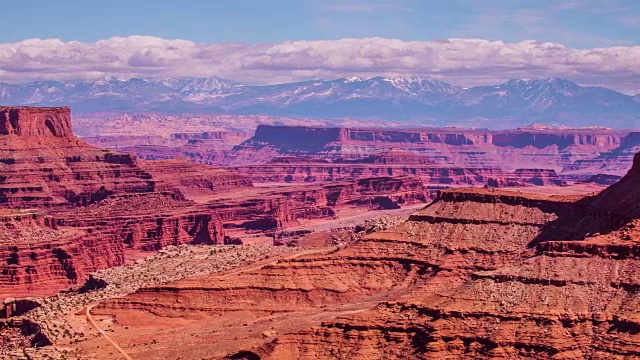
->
[503, 77, 577, 87]
[0, 76, 637, 128]
[343, 76, 365, 83]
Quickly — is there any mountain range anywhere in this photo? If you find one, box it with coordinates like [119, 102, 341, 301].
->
[1, 76, 639, 128]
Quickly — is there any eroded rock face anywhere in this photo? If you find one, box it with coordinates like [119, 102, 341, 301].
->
[255, 154, 640, 359]
[564, 131, 640, 178]
[0, 107, 159, 208]
[240, 125, 626, 154]
[92, 186, 575, 358]
[0, 194, 228, 297]
[88, 152, 640, 359]
[206, 176, 429, 233]
[0, 107, 243, 297]
[0, 107, 433, 300]
[0, 107, 72, 137]
[230, 161, 566, 188]
[232, 125, 631, 180]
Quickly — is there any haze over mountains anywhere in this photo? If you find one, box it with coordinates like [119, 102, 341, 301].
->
[2, 76, 639, 128]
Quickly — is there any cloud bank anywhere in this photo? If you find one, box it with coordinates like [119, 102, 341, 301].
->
[1, 36, 639, 93]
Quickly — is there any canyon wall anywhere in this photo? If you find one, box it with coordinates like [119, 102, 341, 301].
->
[0, 107, 72, 137]
[231, 125, 632, 181]
[247, 125, 626, 150]
[90, 150, 640, 358]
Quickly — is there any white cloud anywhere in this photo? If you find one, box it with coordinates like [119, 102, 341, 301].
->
[1, 36, 639, 93]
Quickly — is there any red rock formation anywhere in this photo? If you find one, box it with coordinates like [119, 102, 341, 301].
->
[579, 173, 622, 185]
[563, 131, 640, 177]
[0, 107, 72, 137]
[230, 125, 630, 184]
[343, 149, 435, 165]
[0, 193, 229, 297]
[229, 162, 509, 185]
[508, 168, 567, 186]
[137, 158, 253, 195]
[84, 151, 640, 359]
[88, 124, 633, 183]
[0, 107, 434, 299]
[89, 186, 577, 358]
[0, 107, 160, 208]
[205, 176, 428, 233]
[492, 131, 621, 149]
[242, 125, 625, 153]
[169, 131, 250, 142]
[229, 155, 567, 188]
[0, 107, 248, 297]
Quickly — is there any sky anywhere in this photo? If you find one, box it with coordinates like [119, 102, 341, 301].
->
[2, 0, 640, 93]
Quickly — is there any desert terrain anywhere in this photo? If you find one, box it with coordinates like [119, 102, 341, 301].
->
[2, 106, 640, 359]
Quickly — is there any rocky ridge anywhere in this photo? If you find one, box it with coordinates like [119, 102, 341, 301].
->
[3, 77, 639, 127]
[0, 107, 431, 300]
[68, 151, 640, 359]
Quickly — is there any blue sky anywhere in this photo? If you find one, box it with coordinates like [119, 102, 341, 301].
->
[1, 1, 639, 93]
[4, 0, 640, 48]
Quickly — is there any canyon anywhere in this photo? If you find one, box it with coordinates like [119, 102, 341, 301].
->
[87, 123, 639, 188]
[67, 151, 640, 359]
[0, 107, 430, 301]
[2, 105, 640, 359]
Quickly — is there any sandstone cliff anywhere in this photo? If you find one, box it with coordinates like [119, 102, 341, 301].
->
[88, 150, 640, 359]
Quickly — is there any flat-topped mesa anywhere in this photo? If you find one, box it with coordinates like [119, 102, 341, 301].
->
[235, 126, 628, 174]
[248, 125, 345, 151]
[0, 107, 72, 137]
[0, 107, 159, 207]
[249, 125, 490, 148]
[247, 125, 626, 148]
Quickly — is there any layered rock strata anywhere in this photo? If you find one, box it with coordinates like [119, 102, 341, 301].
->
[231, 125, 632, 179]
[0, 107, 159, 208]
[86, 152, 640, 359]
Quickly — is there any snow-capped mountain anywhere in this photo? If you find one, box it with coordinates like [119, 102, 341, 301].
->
[1, 76, 638, 128]
[160, 77, 243, 95]
[439, 77, 639, 117]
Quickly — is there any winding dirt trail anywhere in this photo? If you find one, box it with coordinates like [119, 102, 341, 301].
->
[85, 304, 133, 360]
[84, 247, 333, 359]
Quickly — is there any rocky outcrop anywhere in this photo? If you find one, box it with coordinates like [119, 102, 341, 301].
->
[0, 194, 229, 297]
[240, 125, 625, 154]
[207, 176, 429, 233]
[0, 107, 251, 298]
[86, 124, 634, 182]
[563, 131, 640, 177]
[229, 156, 567, 188]
[231, 125, 630, 183]
[229, 163, 509, 186]
[342, 149, 435, 165]
[83, 152, 640, 358]
[508, 168, 567, 186]
[252, 153, 640, 359]
[0, 107, 72, 137]
[170, 131, 250, 142]
[492, 131, 622, 149]
[88, 186, 578, 358]
[138, 159, 253, 195]
[580, 173, 622, 185]
[0, 107, 161, 208]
